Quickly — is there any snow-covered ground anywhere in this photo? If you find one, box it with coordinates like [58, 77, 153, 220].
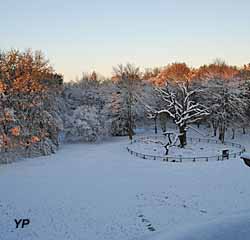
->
[129, 136, 240, 158]
[0, 127, 250, 240]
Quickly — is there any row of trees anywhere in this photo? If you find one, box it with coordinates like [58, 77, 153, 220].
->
[143, 60, 250, 86]
[111, 61, 250, 146]
[0, 49, 250, 160]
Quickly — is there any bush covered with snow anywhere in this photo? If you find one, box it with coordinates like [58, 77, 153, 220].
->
[64, 105, 110, 142]
[61, 82, 112, 143]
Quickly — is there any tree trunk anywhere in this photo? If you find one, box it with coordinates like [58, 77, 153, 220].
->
[232, 128, 235, 139]
[219, 123, 225, 143]
[213, 127, 217, 137]
[167, 134, 172, 144]
[128, 128, 133, 141]
[127, 115, 134, 140]
[243, 127, 246, 134]
[127, 93, 134, 140]
[154, 115, 157, 134]
[212, 120, 218, 137]
[179, 125, 187, 148]
[164, 143, 169, 155]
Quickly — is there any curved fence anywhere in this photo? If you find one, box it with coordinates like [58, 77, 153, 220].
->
[127, 135, 246, 163]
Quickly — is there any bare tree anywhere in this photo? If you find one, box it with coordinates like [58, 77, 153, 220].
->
[152, 81, 209, 147]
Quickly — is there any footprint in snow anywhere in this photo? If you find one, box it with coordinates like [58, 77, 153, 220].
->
[138, 214, 156, 232]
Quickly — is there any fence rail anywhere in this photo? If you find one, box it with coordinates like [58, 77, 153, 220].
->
[127, 136, 246, 163]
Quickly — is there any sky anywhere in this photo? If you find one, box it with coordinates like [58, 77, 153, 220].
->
[0, 0, 250, 81]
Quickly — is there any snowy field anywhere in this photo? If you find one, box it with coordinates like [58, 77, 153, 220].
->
[0, 128, 250, 240]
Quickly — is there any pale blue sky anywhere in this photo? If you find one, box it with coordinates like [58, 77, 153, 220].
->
[1, 0, 250, 81]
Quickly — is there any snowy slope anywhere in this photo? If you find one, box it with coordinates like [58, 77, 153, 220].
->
[0, 128, 250, 240]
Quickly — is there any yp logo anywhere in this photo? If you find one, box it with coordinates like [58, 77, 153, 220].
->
[14, 219, 30, 229]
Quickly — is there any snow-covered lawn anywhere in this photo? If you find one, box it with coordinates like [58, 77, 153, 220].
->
[0, 129, 250, 240]
[129, 136, 241, 158]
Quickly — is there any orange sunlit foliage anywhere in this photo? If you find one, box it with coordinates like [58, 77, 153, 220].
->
[0, 49, 63, 153]
[31, 136, 40, 143]
[90, 71, 97, 81]
[0, 49, 54, 94]
[243, 63, 250, 71]
[11, 126, 20, 137]
[145, 61, 246, 86]
[195, 62, 239, 81]
[239, 63, 250, 81]
[143, 68, 161, 80]
[111, 75, 120, 82]
[0, 82, 5, 93]
[149, 63, 191, 86]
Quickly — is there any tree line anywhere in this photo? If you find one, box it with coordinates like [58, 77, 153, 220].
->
[0, 49, 250, 161]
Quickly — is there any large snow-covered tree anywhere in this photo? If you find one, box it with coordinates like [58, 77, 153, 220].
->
[111, 63, 141, 139]
[198, 78, 248, 142]
[151, 80, 209, 147]
[0, 49, 63, 160]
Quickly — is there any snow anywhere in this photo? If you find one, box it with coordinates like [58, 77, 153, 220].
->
[155, 84, 209, 128]
[129, 136, 240, 158]
[0, 128, 250, 240]
[143, 213, 250, 240]
[241, 152, 250, 159]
